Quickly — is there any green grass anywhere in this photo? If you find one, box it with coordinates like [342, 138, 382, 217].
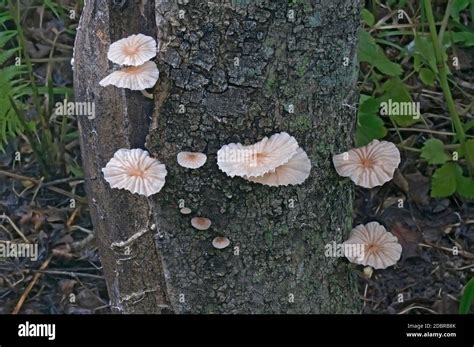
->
[0, 0, 77, 178]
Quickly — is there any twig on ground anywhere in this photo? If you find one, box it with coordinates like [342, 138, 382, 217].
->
[12, 254, 53, 314]
[33, 269, 104, 280]
[0, 169, 86, 204]
[0, 214, 30, 243]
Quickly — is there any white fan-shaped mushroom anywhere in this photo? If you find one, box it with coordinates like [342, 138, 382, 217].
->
[246, 147, 311, 186]
[102, 148, 167, 197]
[177, 152, 207, 169]
[99, 61, 159, 90]
[217, 132, 299, 178]
[212, 236, 230, 249]
[107, 34, 157, 66]
[332, 140, 400, 188]
[343, 222, 402, 269]
[191, 217, 212, 231]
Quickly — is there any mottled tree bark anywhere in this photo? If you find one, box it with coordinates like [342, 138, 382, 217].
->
[74, 0, 361, 313]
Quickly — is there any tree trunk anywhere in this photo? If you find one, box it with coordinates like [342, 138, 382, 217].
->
[74, 0, 361, 313]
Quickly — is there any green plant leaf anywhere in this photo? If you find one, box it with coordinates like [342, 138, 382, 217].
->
[464, 119, 474, 133]
[463, 139, 474, 175]
[378, 78, 420, 127]
[0, 12, 13, 26]
[356, 95, 387, 146]
[419, 67, 436, 86]
[361, 9, 375, 26]
[359, 94, 379, 114]
[358, 29, 402, 77]
[421, 139, 449, 165]
[0, 30, 17, 48]
[0, 47, 19, 65]
[456, 175, 474, 199]
[451, 0, 470, 22]
[414, 36, 438, 73]
[44, 0, 63, 19]
[459, 278, 474, 314]
[450, 31, 474, 47]
[356, 113, 387, 147]
[431, 162, 462, 197]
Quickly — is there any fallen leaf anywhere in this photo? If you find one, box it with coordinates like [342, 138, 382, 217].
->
[390, 222, 420, 259]
[405, 171, 431, 206]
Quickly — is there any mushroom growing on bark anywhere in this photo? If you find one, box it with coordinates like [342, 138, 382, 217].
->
[107, 34, 157, 66]
[99, 61, 159, 90]
[217, 132, 299, 178]
[180, 207, 192, 215]
[191, 217, 212, 231]
[102, 148, 167, 197]
[177, 152, 207, 169]
[246, 147, 311, 186]
[212, 236, 230, 250]
[218, 132, 311, 186]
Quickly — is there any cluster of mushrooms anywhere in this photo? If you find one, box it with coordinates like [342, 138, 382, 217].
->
[99, 34, 404, 268]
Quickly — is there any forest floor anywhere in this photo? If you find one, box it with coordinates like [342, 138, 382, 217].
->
[0, 1, 473, 314]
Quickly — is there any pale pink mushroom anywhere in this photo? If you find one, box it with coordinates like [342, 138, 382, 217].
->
[99, 61, 159, 90]
[212, 236, 230, 249]
[177, 152, 207, 169]
[180, 207, 192, 215]
[332, 140, 400, 188]
[191, 217, 212, 231]
[343, 221, 402, 269]
[246, 147, 311, 186]
[107, 34, 157, 66]
[217, 132, 299, 178]
[102, 148, 167, 197]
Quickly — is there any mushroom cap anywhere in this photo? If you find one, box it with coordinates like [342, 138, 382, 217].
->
[212, 236, 230, 249]
[180, 207, 192, 215]
[177, 152, 207, 169]
[246, 147, 311, 186]
[217, 132, 299, 178]
[332, 140, 400, 189]
[99, 61, 159, 90]
[343, 221, 402, 269]
[102, 148, 167, 197]
[191, 217, 212, 231]
[107, 34, 157, 66]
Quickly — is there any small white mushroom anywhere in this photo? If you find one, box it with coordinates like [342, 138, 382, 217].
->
[99, 61, 159, 90]
[332, 140, 400, 189]
[191, 217, 212, 231]
[177, 152, 207, 169]
[180, 207, 192, 215]
[102, 148, 167, 197]
[217, 132, 299, 178]
[212, 236, 230, 249]
[343, 221, 402, 270]
[107, 34, 157, 66]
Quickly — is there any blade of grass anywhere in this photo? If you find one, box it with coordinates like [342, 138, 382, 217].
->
[422, 0, 472, 176]
[422, 0, 465, 141]
[8, 96, 48, 175]
[459, 278, 474, 314]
